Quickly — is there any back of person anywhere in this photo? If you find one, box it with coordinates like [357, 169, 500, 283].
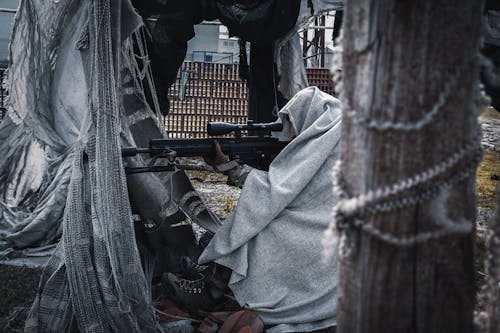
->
[199, 87, 342, 333]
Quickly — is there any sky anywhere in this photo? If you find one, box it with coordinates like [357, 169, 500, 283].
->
[0, 0, 18, 63]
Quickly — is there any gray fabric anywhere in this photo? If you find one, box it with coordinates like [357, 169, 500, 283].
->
[275, 33, 309, 100]
[0, 0, 169, 331]
[275, 0, 344, 99]
[0, 0, 79, 253]
[199, 87, 341, 333]
[299, 0, 344, 20]
[24, 0, 161, 331]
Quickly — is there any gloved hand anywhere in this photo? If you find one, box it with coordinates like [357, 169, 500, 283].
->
[203, 141, 252, 187]
[226, 164, 252, 188]
[203, 140, 230, 168]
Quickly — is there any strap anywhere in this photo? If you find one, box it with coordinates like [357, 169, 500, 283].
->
[214, 160, 240, 173]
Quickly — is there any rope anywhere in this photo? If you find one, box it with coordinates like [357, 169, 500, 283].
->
[325, 135, 482, 252]
[343, 58, 472, 132]
[322, 32, 484, 257]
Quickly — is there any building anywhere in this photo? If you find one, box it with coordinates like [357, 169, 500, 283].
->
[186, 22, 240, 64]
[0, 0, 18, 64]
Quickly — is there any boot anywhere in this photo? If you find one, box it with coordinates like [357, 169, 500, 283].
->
[180, 256, 208, 279]
[180, 256, 231, 294]
[162, 272, 221, 312]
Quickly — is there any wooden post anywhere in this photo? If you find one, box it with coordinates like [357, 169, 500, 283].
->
[337, 1, 484, 332]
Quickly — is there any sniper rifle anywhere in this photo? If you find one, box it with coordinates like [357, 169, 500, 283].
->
[122, 121, 289, 174]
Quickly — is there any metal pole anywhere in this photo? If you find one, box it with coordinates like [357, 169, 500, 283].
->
[0, 8, 17, 13]
[302, 29, 308, 67]
[332, 10, 343, 44]
[0, 69, 5, 120]
[320, 16, 326, 67]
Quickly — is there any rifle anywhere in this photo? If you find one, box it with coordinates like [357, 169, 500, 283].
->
[122, 121, 289, 174]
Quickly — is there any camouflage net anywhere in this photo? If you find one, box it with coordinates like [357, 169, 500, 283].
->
[0, 0, 168, 331]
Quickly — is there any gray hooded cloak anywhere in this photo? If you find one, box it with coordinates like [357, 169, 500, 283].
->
[199, 87, 341, 333]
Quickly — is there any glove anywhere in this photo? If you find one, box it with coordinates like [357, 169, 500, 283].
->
[203, 140, 230, 167]
[203, 141, 252, 187]
[226, 164, 252, 188]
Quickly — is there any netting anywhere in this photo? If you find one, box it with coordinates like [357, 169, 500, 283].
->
[0, 0, 189, 330]
[24, 0, 161, 331]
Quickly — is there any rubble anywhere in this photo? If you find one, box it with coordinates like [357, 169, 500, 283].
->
[480, 109, 500, 152]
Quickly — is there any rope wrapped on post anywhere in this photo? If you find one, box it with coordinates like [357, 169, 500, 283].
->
[323, 53, 485, 255]
[324, 134, 482, 257]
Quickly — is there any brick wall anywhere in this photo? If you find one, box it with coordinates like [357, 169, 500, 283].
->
[166, 61, 334, 138]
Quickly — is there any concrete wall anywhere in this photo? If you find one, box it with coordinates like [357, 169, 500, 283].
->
[186, 23, 241, 64]
[186, 24, 220, 62]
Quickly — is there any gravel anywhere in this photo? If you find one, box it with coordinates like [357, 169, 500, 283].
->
[179, 157, 241, 219]
[191, 180, 240, 219]
[477, 112, 500, 227]
[480, 116, 500, 153]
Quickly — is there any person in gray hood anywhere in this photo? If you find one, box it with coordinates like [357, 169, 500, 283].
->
[198, 86, 342, 333]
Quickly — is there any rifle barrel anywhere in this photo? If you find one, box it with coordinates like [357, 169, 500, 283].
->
[121, 147, 151, 157]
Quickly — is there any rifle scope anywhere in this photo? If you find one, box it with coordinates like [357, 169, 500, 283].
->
[207, 121, 283, 136]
